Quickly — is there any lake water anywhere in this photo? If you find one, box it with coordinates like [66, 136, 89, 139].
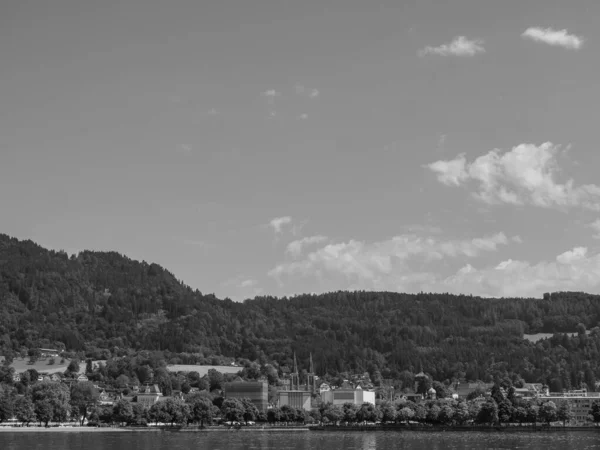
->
[2, 430, 600, 449]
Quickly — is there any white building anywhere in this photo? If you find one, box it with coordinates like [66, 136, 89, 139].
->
[321, 386, 375, 406]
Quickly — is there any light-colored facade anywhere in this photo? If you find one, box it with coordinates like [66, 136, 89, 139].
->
[321, 387, 375, 406]
[278, 390, 312, 411]
[136, 384, 163, 407]
[540, 391, 600, 423]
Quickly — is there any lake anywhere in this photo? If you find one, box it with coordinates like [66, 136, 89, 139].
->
[2, 430, 600, 449]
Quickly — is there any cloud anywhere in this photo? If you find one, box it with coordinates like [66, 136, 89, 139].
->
[262, 89, 281, 98]
[589, 219, 600, 239]
[298, 113, 309, 120]
[269, 232, 512, 287]
[522, 27, 584, 50]
[240, 279, 258, 288]
[180, 144, 192, 153]
[441, 246, 600, 298]
[426, 142, 600, 210]
[295, 85, 320, 98]
[419, 36, 485, 57]
[207, 108, 219, 116]
[269, 216, 293, 233]
[286, 235, 329, 257]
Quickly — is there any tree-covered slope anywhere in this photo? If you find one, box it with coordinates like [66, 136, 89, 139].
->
[2, 233, 600, 389]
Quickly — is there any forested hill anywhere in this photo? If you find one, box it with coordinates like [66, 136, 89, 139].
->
[2, 232, 600, 389]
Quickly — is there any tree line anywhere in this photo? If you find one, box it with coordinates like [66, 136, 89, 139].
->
[4, 233, 600, 389]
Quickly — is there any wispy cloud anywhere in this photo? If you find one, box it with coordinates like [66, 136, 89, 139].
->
[522, 27, 584, 50]
[207, 108, 219, 116]
[298, 113, 309, 120]
[443, 246, 600, 298]
[426, 142, 600, 211]
[295, 85, 320, 99]
[269, 231, 513, 286]
[419, 36, 485, 57]
[269, 216, 293, 233]
[286, 235, 328, 257]
[589, 220, 600, 239]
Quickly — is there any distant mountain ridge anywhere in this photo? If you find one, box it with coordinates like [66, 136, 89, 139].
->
[2, 232, 600, 389]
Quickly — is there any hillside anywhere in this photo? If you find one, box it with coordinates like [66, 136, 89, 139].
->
[2, 233, 600, 390]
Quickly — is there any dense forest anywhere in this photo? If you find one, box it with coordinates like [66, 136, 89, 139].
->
[2, 233, 600, 390]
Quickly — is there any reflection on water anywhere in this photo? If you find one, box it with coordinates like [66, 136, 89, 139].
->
[2, 430, 600, 450]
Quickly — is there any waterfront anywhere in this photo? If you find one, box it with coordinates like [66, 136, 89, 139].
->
[2, 430, 600, 449]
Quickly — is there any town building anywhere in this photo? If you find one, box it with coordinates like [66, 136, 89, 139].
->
[136, 384, 164, 407]
[223, 379, 268, 412]
[277, 390, 312, 411]
[320, 386, 375, 406]
[539, 390, 600, 423]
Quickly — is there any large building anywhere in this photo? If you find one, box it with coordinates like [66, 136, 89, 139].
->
[278, 390, 312, 411]
[540, 390, 600, 423]
[321, 386, 375, 406]
[223, 379, 269, 412]
[137, 384, 163, 407]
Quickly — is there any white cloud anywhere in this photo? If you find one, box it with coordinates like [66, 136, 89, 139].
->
[269, 216, 293, 233]
[522, 27, 584, 50]
[240, 279, 258, 288]
[589, 219, 600, 239]
[441, 246, 600, 298]
[298, 113, 309, 120]
[295, 85, 306, 95]
[269, 232, 512, 287]
[309, 89, 320, 98]
[419, 36, 485, 57]
[556, 246, 587, 264]
[207, 108, 219, 116]
[295, 85, 319, 98]
[286, 235, 329, 257]
[262, 89, 281, 98]
[183, 239, 205, 247]
[426, 142, 600, 210]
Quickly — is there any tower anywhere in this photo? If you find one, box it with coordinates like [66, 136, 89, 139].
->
[307, 353, 316, 394]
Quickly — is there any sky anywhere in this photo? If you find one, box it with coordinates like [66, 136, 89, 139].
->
[2, 0, 600, 301]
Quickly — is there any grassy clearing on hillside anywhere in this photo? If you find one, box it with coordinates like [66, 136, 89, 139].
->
[10, 357, 72, 374]
[166, 364, 242, 375]
[523, 331, 591, 343]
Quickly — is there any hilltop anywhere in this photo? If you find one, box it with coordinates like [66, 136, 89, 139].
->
[2, 233, 600, 389]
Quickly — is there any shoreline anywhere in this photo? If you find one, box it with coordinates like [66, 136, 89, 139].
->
[2, 425, 600, 433]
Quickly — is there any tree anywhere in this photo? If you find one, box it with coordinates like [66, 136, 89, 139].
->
[342, 402, 358, 423]
[70, 382, 99, 425]
[240, 398, 259, 424]
[432, 381, 449, 399]
[187, 394, 214, 427]
[220, 398, 245, 422]
[131, 403, 147, 426]
[356, 403, 381, 423]
[539, 401, 558, 425]
[14, 396, 36, 426]
[207, 369, 224, 392]
[380, 402, 397, 423]
[438, 404, 454, 425]
[556, 401, 574, 427]
[513, 406, 528, 426]
[35, 399, 54, 426]
[0, 386, 15, 423]
[454, 401, 470, 425]
[113, 399, 134, 425]
[476, 399, 498, 425]
[162, 397, 189, 426]
[397, 406, 415, 424]
[497, 399, 514, 424]
[590, 401, 600, 426]
[67, 359, 80, 375]
[322, 404, 343, 424]
[31, 381, 71, 425]
[427, 404, 441, 424]
[267, 406, 282, 423]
